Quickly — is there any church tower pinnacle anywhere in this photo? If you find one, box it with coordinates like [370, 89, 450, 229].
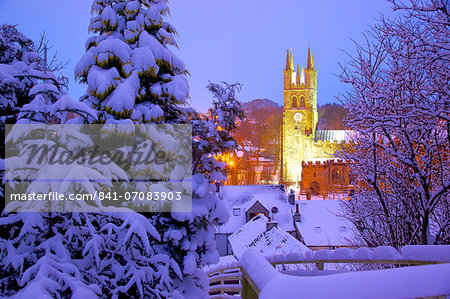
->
[307, 47, 314, 69]
[290, 51, 294, 70]
[284, 49, 295, 89]
[285, 49, 291, 70]
[304, 47, 317, 89]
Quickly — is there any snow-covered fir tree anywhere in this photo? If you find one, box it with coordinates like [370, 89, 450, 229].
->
[0, 24, 181, 297]
[156, 81, 245, 297]
[192, 82, 246, 180]
[1, 72, 183, 297]
[0, 24, 83, 198]
[73, 1, 242, 297]
[75, 0, 188, 123]
[0, 24, 56, 198]
[0, 24, 42, 127]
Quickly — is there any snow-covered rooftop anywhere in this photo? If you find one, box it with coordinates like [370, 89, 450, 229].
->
[314, 130, 355, 142]
[229, 215, 310, 259]
[220, 185, 286, 206]
[297, 193, 348, 201]
[217, 185, 291, 234]
[244, 193, 295, 231]
[302, 158, 348, 164]
[295, 200, 355, 247]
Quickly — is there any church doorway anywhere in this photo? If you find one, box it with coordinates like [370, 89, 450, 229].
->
[310, 181, 320, 195]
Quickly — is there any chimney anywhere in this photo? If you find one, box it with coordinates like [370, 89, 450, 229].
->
[288, 189, 295, 205]
[294, 203, 301, 222]
[266, 221, 278, 231]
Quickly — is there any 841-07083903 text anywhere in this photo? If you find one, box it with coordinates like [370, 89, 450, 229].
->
[96, 191, 182, 201]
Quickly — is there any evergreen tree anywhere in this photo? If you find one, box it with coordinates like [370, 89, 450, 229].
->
[156, 82, 245, 297]
[0, 24, 80, 199]
[0, 22, 178, 297]
[0, 24, 41, 127]
[0, 24, 74, 127]
[75, 0, 189, 124]
[73, 1, 236, 297]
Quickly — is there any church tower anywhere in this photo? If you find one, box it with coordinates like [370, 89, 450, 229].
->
[281, 48, 318, 186]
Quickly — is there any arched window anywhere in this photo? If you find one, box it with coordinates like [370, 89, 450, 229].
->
[299, 97, 306, 108]
[332, 169, 341, 184]
[292, 97, 297, 109]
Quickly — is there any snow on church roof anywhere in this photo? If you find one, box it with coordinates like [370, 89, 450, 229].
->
[314, 130, 355, 142]
[229, 215, 310, 259]
[295, 200, 355, 247]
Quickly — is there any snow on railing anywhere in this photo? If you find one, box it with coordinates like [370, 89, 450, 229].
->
[207, 245, 450, 299]
[266, 245, 450, 265]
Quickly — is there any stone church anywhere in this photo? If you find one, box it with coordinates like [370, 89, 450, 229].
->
[281, 48, 353, 190]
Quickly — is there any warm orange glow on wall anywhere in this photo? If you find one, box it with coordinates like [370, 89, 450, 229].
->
[214, 152, 235, 168]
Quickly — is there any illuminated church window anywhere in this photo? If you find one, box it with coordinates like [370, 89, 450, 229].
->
[292, 97, 297, 109]
[299, 97, 305, 108]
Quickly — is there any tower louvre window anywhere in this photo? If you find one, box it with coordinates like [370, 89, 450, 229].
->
[299, 97, 305, 108]
[292, 97, 297, 109]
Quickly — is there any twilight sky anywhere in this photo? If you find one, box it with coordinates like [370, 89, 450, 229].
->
[0, 0, 392, 112]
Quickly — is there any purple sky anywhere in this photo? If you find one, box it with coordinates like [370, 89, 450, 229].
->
[0, 0, 392, 112]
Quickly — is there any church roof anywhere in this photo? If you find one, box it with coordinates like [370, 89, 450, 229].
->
[314, 130, 355, 142]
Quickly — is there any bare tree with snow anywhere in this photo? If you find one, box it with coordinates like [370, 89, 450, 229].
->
[338, 0, 449, 247]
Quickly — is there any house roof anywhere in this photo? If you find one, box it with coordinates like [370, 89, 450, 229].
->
[229, 214, 310, 259]
[295, 200, 355, 247]
[244, 193, 295, 231]
[217, 185, 291, 234]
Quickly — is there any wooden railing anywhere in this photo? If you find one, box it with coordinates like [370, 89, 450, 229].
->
[206, 248, 450, 299]
[207, 266, 242, 298]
